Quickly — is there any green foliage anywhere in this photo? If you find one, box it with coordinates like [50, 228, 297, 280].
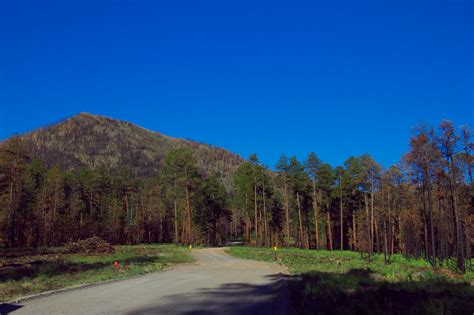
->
[315, 163, 335, 197]
[304, 152, 322, 181]
[232, 154, 278, 246]
[197, 172, 231, 245]
[232, 159, 257, 221]
[288, 156, 310, 193]
[161, 147, 201, 199]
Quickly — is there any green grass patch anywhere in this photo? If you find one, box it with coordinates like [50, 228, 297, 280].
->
[0, 244, 193, 302]
[227, 247, 474, 314]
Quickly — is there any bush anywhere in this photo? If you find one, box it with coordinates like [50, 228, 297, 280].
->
[65, 237, 115, 255]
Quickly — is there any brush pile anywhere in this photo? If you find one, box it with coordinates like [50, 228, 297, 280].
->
[65, 237, 115, 255]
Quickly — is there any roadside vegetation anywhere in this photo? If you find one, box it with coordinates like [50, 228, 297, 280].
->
[228, 246, 474, 314]
[0, 243, 193, 302]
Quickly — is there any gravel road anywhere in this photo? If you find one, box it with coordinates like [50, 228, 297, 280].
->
[2, 248, 289, 315]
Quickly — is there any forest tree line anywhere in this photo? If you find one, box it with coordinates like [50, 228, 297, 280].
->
[0, 120, 472, 272]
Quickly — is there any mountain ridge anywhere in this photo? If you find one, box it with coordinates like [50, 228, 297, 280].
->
[10, 113, 244, 186]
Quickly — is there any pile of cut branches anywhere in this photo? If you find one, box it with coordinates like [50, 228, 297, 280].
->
[65, 237, 115, 255]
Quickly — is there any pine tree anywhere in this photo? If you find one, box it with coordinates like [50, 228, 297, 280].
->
[304, 153, 322, 249]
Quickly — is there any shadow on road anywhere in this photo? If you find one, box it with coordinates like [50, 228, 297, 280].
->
[0, 303, 23, 314]
[129, 269, 474, 315]
[128, 274, 290, 315]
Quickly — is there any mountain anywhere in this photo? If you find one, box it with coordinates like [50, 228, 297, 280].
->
[15, 113, 244, 186]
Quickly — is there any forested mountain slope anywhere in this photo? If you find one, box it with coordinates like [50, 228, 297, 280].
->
[15, 113, 243, 185]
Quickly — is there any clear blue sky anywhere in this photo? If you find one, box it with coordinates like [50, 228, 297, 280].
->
[1, 0, 473, 168]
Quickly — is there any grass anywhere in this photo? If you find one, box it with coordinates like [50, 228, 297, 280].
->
[0, 244, 194, 302]
[227, 247, 474, 314]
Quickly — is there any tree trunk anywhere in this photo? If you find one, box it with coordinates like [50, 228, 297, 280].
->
[375, 217, 380, 253]
[174, 198, 178, 244]
[296, 192, 304, 248]
[259, 205, 263, 246]
[262, 181, 268, 246]
[185, 184, 192, 244]
[245, 217, 250, 244]
[245, 193, 249, 243]
[125, 195, 130, 243]
[384, 219, 388, 264]
[181, 215, 186, 244]
[422, 199, 430, 261]
[370, 173, 375, 255]
[284, 179, 290, 246]
[387, 192, 392, 262]
[391, 219, 395, 255]
[352, 212, 357, 251]
[312, 182, 319, 249]
[364, 193, 371, 261]
[326, 201, 333, 250]
[8, 182, 14, 247]
[448, 163, 464, 272]
[448, 151, 465, 271]
[425, 168, 437, 266]
[254, 177, 259, 247]
[340, 175, 343, 251]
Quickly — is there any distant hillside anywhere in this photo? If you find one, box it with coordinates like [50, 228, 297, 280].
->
[15, 113, 244, 186]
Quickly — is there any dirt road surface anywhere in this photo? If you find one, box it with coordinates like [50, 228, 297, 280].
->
[2, 248, 289, 315]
